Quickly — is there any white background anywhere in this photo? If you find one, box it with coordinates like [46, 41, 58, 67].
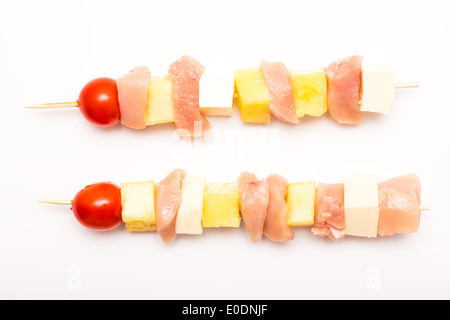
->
[0, 0, 449, 300]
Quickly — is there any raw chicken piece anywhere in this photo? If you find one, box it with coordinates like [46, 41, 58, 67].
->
[263, 174, 295, 242]
[325, 56, 363, 124]
[238, 172, 270, 243]
[155, 169, 186, 244]
[260, 60, 298, 124]
[378, 174, 421, 236]
[117, 66, 151, 129]
[311, 183, 345, 241]
[168, 56, 211, 137]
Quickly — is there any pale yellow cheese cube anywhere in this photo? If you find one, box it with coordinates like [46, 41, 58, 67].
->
[360, 62, 396, 114]
[286, 181, 316, 226]
[202, 182, 240, 227]
[199, 74, 234, 117]
[145, 76, 175, 125]
[176, 175, 206, 235]
[120, 180, 156, 232]
[344, 174, 379, 237]
[291, 68, 327, 118]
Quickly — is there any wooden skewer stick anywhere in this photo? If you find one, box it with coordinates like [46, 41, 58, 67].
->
[38, 199, 430, 212]
[25, 82, 419, 109]
[25, 102, 78, 109]
[395, 82, 419, 89]
[38, 200, 72, 205]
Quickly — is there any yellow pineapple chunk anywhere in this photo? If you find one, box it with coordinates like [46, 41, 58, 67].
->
[120, 180, 156, 232]
[286, 181, 316, 226]
[202, 182, 241, 227]
[145, 76, 175, 125]
[234, 68, 271, 123]
[291, 68, 327, 118]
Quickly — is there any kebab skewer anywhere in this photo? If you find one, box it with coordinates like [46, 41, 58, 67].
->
[27, 55, 418, 137]
[40, 170, 429, 244]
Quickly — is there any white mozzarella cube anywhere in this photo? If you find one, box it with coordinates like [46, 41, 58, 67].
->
[199, 74, 234, 117]
[344, 174, 379, 238]
[175, 175, 206, 234]
[360, 62, 396, 114]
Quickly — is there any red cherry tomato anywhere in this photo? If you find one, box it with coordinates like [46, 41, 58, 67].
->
[71, 182, 122, 231]
[77, 78, 121, 127]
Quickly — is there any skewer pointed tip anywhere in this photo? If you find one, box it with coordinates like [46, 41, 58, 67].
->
[38, 200, 73, 205]
[25, 102, 78, 109]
